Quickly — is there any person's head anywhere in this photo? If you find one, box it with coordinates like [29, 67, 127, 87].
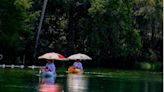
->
[76, 59, 80, 62]
[47, 60, 52, 64]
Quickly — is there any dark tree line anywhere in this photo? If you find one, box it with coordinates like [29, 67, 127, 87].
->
[0, 0, 162, 71]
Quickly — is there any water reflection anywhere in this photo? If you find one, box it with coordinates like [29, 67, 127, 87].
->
[0, 68, 162, 92]
[67, 74, 88, 92]
[87, 76, 163, 92]
[39, 74, 55, 84]
[38, 75, 62, 92]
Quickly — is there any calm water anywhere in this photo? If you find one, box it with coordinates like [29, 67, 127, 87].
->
[0, 69, 162, 92]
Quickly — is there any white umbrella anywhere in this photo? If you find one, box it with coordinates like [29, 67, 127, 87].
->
[0, 54, 3, 60]
[67, 53, 92, 60]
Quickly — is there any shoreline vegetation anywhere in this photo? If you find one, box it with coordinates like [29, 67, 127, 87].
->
[0, 0, 162, 71]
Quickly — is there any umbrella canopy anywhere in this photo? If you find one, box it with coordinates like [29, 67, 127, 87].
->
[38, 52, 66, 60]
[67, 53, 92, 60]
[0, 54, 3, 60]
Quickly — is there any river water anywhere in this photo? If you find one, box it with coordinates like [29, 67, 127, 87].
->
[0, 69, 162, 92]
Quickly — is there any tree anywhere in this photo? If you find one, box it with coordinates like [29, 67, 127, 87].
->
[0, 0, 39, 64]
[75, 0, 142, 67]
[133, 0, 163, 61]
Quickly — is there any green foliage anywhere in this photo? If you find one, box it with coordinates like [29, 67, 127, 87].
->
[137, 61, 162, 71]
[77, 0, 142, 59]
[0, 0, 39, 62]
[89, 0, 107, 15]
[139, 62, 152, 70]
[0, 0, 162, 68]
[133, 0, 163, 61]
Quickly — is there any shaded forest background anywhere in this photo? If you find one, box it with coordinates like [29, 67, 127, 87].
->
[0, 0, 162, 71]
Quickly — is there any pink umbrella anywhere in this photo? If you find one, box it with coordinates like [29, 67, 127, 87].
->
[38, 52, 67, 60]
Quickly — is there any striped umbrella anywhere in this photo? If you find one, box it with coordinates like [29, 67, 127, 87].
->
[38, 52, 67, 60]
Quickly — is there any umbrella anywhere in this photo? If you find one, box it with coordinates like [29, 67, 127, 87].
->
[67, 53, 92, 60]
[38, 52, 67, 60]
[0, 54, 3, 60]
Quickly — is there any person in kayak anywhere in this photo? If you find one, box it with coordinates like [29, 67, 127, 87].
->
[73, 59, 83, 70]
[40, 60, 56, 76]
[68, 59, 83, 73]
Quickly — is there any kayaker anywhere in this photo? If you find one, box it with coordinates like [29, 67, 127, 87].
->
[73, 59, 83, 70]
[40, 60, 56, 76]
[45, 60, 56, 73]
[68, 59, 83, 73]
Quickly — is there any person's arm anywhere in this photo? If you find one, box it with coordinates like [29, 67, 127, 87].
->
[40, 63, 48, 72]
[45, 63, 48, 68]
[73, 62, 76, 66]
[79, 63, 83, 70]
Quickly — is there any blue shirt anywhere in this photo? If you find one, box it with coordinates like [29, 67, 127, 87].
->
[73, 62, 83, 70]
[45, 63, 56, 73]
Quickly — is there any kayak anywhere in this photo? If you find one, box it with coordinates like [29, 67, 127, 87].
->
[39, 71, 56, 77]
[39, 68, 56, 77]
[67, 66, 83, 74]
